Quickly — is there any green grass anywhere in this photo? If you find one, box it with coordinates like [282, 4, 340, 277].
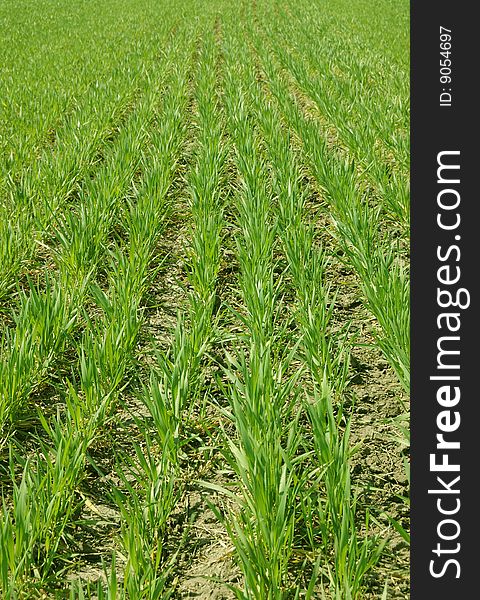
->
[0, 0, 409, 597]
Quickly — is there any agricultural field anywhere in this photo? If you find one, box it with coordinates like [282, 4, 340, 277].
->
[0, 0, 409, 598]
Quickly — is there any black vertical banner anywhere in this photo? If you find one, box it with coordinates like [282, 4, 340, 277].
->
[411, 1, 477, 597]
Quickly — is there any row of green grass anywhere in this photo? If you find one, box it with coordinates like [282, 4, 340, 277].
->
[1, 0, 409, 597]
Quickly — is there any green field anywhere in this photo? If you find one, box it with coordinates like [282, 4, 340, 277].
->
[0, 0, 409, 597]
